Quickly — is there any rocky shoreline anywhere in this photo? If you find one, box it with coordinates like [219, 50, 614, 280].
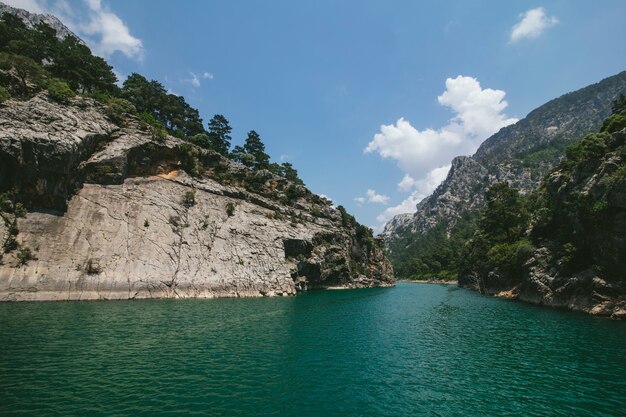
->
[0, 94, 395, 301]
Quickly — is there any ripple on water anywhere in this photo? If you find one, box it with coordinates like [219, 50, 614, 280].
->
[1, 283, 625, 416]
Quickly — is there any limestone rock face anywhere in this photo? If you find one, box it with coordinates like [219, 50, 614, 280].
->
[382, 71, 626, 241]
[459, 125, 626, 318]
[0, 2, 84, 44]
[0, 94, 394, 301]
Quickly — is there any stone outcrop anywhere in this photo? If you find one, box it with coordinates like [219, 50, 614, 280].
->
[382, 71, 626, 242]
[0, 94, 394, 301]
[459, 120, 626, 318]
[0, 2, 83, 44]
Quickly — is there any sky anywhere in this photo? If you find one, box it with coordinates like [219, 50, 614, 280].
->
[5, 0, 626, 231]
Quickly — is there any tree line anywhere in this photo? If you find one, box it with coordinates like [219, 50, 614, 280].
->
[0, 12, 303, 184]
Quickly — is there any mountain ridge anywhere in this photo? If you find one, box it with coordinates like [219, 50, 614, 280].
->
[383, 70, 626, 280]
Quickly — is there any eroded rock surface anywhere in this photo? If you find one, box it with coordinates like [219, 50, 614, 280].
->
[0, 94, 394, 301]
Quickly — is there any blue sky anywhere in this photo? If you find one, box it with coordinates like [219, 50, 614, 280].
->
[7, 0, 626, 231]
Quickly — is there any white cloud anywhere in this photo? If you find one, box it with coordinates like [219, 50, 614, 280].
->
[112, 68, 125, 87]
[397, 174, 415, 192]
[78, 0, 144, 60]
[510, 7, 558, 43]
[355, 190, 389, 206]
[366, 189, 390, 205]
[378, 164, 451, 225]
[186, 72, 201, 87]
[366, 75, 517, 228]
[2, 0, 45, 13]
[0, 1, 143, 59]
[184, 71, 213, 88]
[366, 76, 516, 182]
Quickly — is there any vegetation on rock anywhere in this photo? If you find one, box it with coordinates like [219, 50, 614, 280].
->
[460, 97, 626, 297]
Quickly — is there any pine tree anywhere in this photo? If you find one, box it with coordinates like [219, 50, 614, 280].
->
[207, 114, 232, 155]
[243, 130, 270, 169]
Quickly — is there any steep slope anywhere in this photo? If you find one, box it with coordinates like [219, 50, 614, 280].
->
[0, 94, 394, 301]
[459, 102, 626, 318]
[0, 2, 82, 43]
[383, 71, 626, 278]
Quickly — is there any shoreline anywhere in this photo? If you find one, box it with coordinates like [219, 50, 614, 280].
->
[399, 279, 458, 285]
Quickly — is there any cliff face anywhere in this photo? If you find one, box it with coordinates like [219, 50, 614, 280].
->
[459, 107, 626, 318]
[383, 71, 626, 243]
[0, 3, 83, 44]
[0, 94, 394, 301]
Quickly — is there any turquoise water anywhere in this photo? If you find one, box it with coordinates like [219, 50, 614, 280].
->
[1, 283, 625, 416]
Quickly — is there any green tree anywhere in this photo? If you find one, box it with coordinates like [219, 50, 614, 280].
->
[280, 162, 303, 184]
[47, 79, 75, 103]
[0, 52, 46, 95]
[231, 145, 255, 168]
[480, 183, 528, 244]
[243, 130, 270, 170]
[207, 114, 232, 155]
[0, 85, 10, 103]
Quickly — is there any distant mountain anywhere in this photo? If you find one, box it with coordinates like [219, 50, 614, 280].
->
[459, 98, 626, 318]
[0, 2, 84, 44]
[383, 71, 626, 279]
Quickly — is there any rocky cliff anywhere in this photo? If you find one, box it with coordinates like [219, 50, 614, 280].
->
[459, 103, 626, 318]
[382, 71, 626, 279]
[0, 2, 82, 44]
[0, 94, 394, 301]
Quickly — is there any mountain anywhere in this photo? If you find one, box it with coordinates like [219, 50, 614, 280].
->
[383, 71, 626, 279]
[0, 93, 394, 301]
[0, 2, 83, 44]
[459, 99, 626, 318]
[0, 5, 393, 301]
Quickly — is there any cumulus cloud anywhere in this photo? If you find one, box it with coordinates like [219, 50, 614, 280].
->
[366, 189, 390, 205]
[78, 0, 144, 60]
[10, 0, 145, 60]
[366, 75, 518, 228]
[355, 190, 390, 206]
[366, 76, 516, 184]
[202, 72, 214, 80]
[510, 7, 559, 43]
[377, 165, 451, 225]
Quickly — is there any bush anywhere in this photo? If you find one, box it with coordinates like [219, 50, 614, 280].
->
[151, 126, 168, 143]
[13, 203, 26, 218]
[181, 190, 196, 208]
[105, 98, 136, 125]
[487, 239, 535, 279]
[285, 184, 306, 202]
[226, 202, 235, 217]
[179, 143, 203, 177]
[0, 86, 10, 104]
[16, 246, 35, 266]
[47, 79, 75, 103]
[84, 258, 101, 275]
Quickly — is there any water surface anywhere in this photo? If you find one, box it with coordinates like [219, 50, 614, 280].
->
[1, 283, 625, 416]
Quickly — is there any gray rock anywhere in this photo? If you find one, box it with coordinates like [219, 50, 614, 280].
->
[0, 2, 85, 44]
[0, 94, 394, 301]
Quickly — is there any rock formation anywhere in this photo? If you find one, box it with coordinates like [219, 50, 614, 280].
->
[382, 71, 626, 242]
[0, 94, 394, 301]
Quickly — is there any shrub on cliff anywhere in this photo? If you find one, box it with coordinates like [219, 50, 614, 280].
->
[181, 190, 196, 208]
[104, 98, 136, 125]
[47, 79, 75, 103]
[0, 85, 10, 103]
